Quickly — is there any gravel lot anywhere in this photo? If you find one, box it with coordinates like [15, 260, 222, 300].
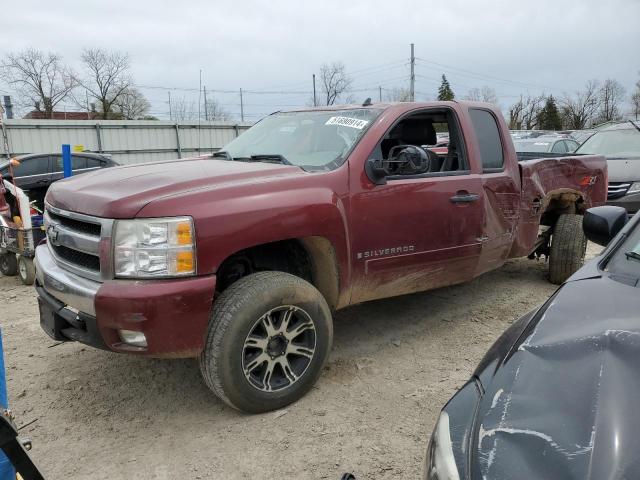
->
[0, 245, 599, 480]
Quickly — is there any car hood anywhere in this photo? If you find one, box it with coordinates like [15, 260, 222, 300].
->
[473, 275, 640, 479]
[46, 157, 305, 218]
[606, 156, 640, 182]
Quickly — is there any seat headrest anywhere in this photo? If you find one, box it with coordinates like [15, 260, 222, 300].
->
[401, 120, 437, 146]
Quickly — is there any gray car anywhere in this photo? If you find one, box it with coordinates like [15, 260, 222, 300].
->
[0, 152, 117, 191]
[575, 121, 640, 214]
[514, 136, 580, 154]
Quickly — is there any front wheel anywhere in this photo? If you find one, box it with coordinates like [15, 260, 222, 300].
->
[199, 271, 333, 413]
[548, 213, 587, 284]
[0, 253, 18, 276]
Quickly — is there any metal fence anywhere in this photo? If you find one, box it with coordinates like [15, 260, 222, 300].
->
[0, 119, 254, 165]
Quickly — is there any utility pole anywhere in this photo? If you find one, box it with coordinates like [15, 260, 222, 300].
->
[312, 74, 317, 107]
[203, 86, 209, 121]
[410, 43, 415, 102]
[168, 91, 172, 121]
[240, 88, 244, 122]
[379, 86, 382, 102]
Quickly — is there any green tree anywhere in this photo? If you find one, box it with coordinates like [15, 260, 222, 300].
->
[537, 95, 562, 130]
[437, 74, 455, 101]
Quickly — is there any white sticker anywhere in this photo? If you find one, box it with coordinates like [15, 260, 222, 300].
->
[325, 116, 369, 129]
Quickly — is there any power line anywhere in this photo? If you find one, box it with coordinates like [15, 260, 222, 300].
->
[415, 57, 560, 91]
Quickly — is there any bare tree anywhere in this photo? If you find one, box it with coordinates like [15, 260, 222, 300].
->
[509, 94, 544, 129]
[560, 80, 600, 129]
[113, 87, 150, 120]
[464, 86, 498, 104]
[596, 78, 626, 123]
[78, 48, 132, 119]
[319, 62, 352, 105]
[204, 97, 231, 121]
[383, 87, 412, 102]
[171, 97, 197, 121]
[632, 80, 640, 120]
[0, 48, 77, 118]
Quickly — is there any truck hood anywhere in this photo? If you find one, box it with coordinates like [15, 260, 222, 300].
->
[46, 158, 305, 218]
[606, 156, 640, 182]
[473, 276, 640, 479]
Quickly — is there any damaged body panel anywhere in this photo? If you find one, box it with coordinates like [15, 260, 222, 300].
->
[427, 209, 640, 480]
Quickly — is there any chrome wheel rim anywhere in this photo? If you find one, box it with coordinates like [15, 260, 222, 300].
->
[18, 260, 26, 279]
[242, 305, 316, 392]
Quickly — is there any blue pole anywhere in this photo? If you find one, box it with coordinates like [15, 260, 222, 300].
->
[0, 330, 15, 480]
[62, 144, 72, 178]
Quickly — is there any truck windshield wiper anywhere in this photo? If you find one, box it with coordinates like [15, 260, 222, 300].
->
[235, 154, 292, 165]
[211, 150, 233, 160]
[625, 251, 640, 263]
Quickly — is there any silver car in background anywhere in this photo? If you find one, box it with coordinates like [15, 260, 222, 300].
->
[575, 121, 640, 213]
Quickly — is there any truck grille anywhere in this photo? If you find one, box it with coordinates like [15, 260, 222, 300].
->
[44, 206, 112, 281]
[607, 182, 631, 200]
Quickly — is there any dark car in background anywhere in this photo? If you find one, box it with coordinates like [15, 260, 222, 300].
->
[425, 206, 639, 480]
[0, 152, 117, 191]
[575, 121, 640, 214]
[513, 135, 580, 155]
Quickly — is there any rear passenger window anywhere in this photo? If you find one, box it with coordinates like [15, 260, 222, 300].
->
[86, 158, 102, 168]
[54, 155, 87, 171]
[469, 109, 504, 171]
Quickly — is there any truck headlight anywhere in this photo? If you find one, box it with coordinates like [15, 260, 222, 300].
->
[114, 217, 196, 278]
[628, 182, 640, 195]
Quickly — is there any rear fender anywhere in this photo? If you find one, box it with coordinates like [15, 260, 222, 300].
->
[510, 155, 607, 257]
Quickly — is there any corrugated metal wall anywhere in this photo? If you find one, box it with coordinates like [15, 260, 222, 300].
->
[1, 120, 254, 165]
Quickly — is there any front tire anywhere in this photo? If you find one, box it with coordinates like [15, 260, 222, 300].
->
[548, 213, 587, 284]
[0, 253, 18, 276]
[18, 256, 35, 285]
[200, 271, 333, 413]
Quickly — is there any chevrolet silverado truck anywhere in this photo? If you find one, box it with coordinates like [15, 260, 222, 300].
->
[34, 101, 607, 413]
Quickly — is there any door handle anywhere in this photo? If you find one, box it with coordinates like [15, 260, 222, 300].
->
[450, 191, 480, 203]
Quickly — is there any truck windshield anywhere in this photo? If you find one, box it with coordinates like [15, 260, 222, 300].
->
[576, 128, 640, 159]
[220, 108, 382, 171]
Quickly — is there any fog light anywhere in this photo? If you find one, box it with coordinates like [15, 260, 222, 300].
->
[118, 329, 148, 347]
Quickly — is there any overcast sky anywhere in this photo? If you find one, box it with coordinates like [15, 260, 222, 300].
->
[2, 0, 639, 121]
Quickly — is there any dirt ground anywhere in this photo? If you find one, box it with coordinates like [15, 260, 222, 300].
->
[0, 245, 600, 480]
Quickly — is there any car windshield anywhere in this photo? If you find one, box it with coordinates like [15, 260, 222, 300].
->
[219, 108, 382, 171]
[514, 140, 552, 152]
[576, 127, 640, 159]
[606, 221, 640, 280]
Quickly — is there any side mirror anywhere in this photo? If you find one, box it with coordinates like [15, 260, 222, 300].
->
[583, 206, 628, 246]
[365, 158, 389, 185]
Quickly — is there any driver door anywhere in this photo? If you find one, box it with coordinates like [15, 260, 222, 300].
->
[348, 109, 485, 304]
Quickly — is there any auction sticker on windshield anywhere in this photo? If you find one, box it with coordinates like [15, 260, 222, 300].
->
[325, 116, 369, 129]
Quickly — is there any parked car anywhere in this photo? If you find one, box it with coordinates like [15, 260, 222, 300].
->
[425, 205, 639, 479]
[0, 152, 117, 192]
[575, 121, 640, 214]
[514, 135, 580, 155]
[34, 101, 606, 413]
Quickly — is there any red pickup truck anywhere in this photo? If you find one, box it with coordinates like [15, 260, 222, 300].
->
[34, 101, 607, 413]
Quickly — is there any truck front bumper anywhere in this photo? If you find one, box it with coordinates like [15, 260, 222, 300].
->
[34, 245, 217, 357]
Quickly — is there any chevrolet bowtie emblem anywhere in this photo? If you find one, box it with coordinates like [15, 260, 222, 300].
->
[47, 224, 60, 245]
